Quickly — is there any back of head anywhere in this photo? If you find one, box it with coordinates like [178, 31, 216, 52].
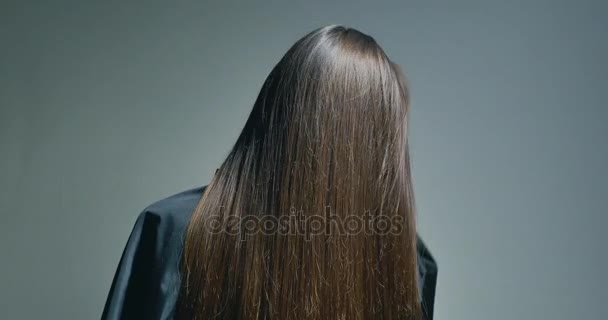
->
[177, 24, 421, 320]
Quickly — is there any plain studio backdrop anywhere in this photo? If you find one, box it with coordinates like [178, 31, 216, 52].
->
[1, 0, 606, 319]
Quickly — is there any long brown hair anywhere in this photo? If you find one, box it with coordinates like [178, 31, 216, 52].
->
[177, 25, 421, 320]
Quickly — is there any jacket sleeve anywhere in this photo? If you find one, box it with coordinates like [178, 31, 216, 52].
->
[101, 211, 159, 319]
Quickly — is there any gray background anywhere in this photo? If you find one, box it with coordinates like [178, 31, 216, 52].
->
[1, 0, 606, 319]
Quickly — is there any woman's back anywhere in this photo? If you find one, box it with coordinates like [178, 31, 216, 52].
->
[102, 186, 437, 319]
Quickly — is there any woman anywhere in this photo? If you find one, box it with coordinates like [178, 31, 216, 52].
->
[102, 24, 437, 320]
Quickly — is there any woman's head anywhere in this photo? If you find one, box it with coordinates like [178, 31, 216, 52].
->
[178, 25, 420, 319]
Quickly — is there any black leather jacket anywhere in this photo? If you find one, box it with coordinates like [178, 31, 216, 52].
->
[102, 186, 438, 319]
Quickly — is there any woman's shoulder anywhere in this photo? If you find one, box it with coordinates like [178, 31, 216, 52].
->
[416, 235, 438, 320]
[138, 185, 207, 226]
[102, 185, 207, 320]
[128, 185, 207, 250]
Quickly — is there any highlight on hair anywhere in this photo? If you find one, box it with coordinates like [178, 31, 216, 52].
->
[177, 24, 421, 320]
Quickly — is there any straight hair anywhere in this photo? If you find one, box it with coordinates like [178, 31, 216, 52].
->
[177, 24, 421, 320]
